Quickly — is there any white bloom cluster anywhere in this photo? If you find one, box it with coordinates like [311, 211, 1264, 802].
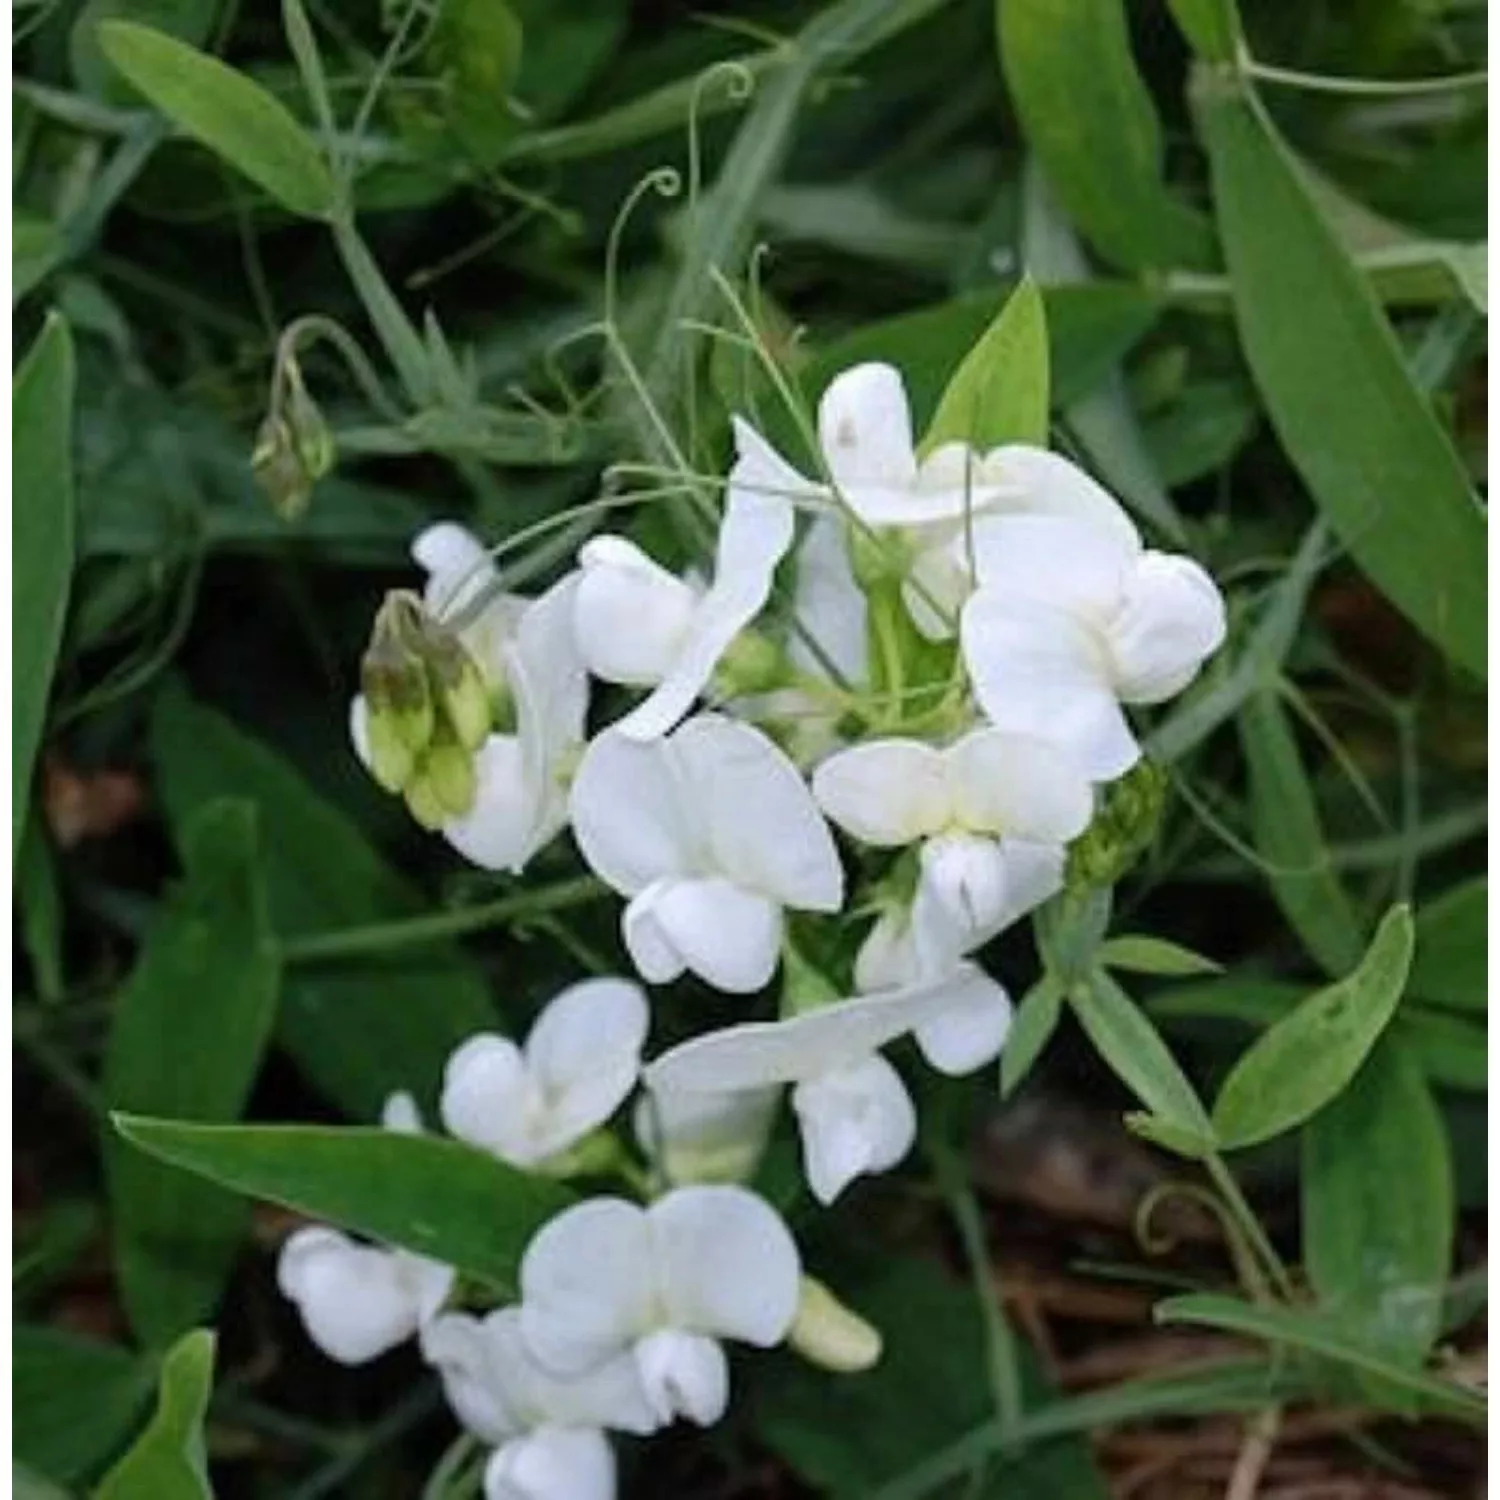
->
[288, 361, 1225, 1498]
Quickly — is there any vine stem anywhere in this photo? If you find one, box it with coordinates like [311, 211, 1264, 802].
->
[1203, 1150, 1296, 1303]
[280, 875, 606, 964]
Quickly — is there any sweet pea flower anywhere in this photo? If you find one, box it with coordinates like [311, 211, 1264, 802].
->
[571, 430, 803, 741]
[813, 729, 1092, 977]
[569, 715, 844, 993]
[959, 511, 1226, 781]
[352, 523, 589, 872]
[440, 979, 649, 1170]
[276, 1094, 454, 1365]
[633, 1082, 781, 1187]
[518, 1186, 801, 1427]
[645, 965, 1012, 1204]
[421, 1307, 657, 1500]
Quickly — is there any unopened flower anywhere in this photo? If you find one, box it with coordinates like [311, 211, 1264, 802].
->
[787, 1276, 882, 1373]
[352, 523, 589, 872]
[422, 1307, 656, 1500]
[572, 432, 802, 741]
[568, 715, 844, 993]
[960, 513, 1225, 780]
[645, 965, 1011, 1204]
[518, 1187, 801, 1427]
[440, 979, 649, 1170]
[276, 1094, 453, 1365]
[813, 729, 1092, 976]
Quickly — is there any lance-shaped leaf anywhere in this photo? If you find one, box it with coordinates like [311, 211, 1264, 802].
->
[1193, 65, 1486, 678]
[96, 1330, 216, 1500]
[103, 799, 281, 1349]
[1211, 906, 1415, 1149]
[114, 1117, 573, 1295]
[98, 21, 337, 219]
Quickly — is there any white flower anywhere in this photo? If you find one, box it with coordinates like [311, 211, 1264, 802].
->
[813, 729, 1092, 976]
[276, 1093, 454, 1364]
[572, 434, 801, 741]
[421, 1308, 656, 1500]
[632, 1083, 780, 1187]
[518, 1187, 801, 1427]
[786, 512, 868, 687]
[440, 979, 649, 1169]
[645, 965, 1012, 1205]
[568, 715, 844, 994]
[959, 512, 1226, 780]
[352, 524, 589, 873]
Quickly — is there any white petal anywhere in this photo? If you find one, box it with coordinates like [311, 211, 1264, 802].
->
[485, 1429, 616, 1500]
[645, 967, 996, 1093]
[946, 728, 1094, 844]
[676, 716, 844, 911]
[1108, 552, 1227, 703]
[910, 967, 1013, 1075]
[349, 695, 372, 770]
[421, 1312, 522, 1444]
[729, 416, 823, 508]
[788, 513, 868, 683]
[573, 537, 698, 687]
[442, 735, 535, 874]
[852, 907, 926, 992]
[962, 592, 1140, 781]
[524, 978, 649, 1155]
[916, 833, 1012, 948]
[277, 1227, 426, 1365]
[633, 1085, 781, 1186]
[811, 740, 951, 846]
[649, 1185, 802, 1346]
[439, 1034, 536, 1164]
[818, 363, 917, 490]
[973, 837, 1067, 937]
[901, 536, 971, 641]
[624, 876, 783, 994]
[570, 732, 699, 896]
[611, 482, 795, 742]
[792, 1055, 916, 1205]
[381, 1091, 422, 1135]
[968, 514, 1133, 624]
[414, 521, 493, 612]
[633, 1330, 729, 1427]
[979, 445, 1140, 549]
[520, 1199, 656, 1377]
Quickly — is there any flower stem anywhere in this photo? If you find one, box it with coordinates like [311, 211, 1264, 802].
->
[280, 875, 606, 964]
[1202, 1149, 1295, 1303]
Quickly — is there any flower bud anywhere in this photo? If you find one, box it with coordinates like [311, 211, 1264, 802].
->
[1065, 758, 1167, 890]
[362, 702, 417, 794]
[284, 365, 336, 487]
[251, 413, 314, 520]
[403, 773, 448, 831]
[423, 737, 478, 819]
[788, 1276, 882, 1373]
[424, 629, 493, 752]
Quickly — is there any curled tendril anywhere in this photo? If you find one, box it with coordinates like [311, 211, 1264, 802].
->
[603, 166, 683, 338]
[1135, 1181, 1268, 1302]
[686, 60, 757, 215]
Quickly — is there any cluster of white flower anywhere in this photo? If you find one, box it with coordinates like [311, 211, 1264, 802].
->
[281, 362, 1226, 1499]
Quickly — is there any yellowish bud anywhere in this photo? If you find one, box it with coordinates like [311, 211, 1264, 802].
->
[404, 774, 448, 831]
[788, 1277, 882, 1374]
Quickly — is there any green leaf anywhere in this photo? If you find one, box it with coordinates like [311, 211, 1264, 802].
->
[1155, 1293, 1483, 1424]
[806, 283, 1161, 445]
[114, 1117, 573, 1295]
[103, 799, 281, 1349]
[1239, 688, 1366, 976]
[427, 0, 525, 166]
[997, 0, 1215, 271]
[1166, 0, 1238, 60]
[1302, 1040, 1454, 1371]
[1098, 935, 1223, 978]
[1069, 969, 1215, 1143]
[1123, 1112, 1213, 1160]
[14, 1461, 72, 1500]
[1407, 877, 1485, 1012]
[1193, 67, 1486, 679]
[13, 313, 76, 865]
[13, 1327, 153, 1485]
[1210, 905, 1416, 1149]
[96, 1330, 215, 1500]
[999, 973, 1063, 1097]
[920, 275, 1049, 452]
[150, 683, 495, 1117]
[97, 21, 336, 219]
[756, 1250, 1106, 1498]
[16, 814, 64, 1002]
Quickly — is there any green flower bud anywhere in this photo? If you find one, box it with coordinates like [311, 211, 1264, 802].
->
[284, 365, 336, 486]
[251, 414, 314, 520]
[404, 773, 448, 831]
[363, 703, 417, 793]
[424, 628, 493, 751]
[1065, 758, 1167, 890]
[423, 737, 477, 819]
[788, 1277, 883, 1373]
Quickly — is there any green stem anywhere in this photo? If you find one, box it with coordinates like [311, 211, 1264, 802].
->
[280, 875, 606, 964]
[931, 1139, 1023, 1440]
[1203, 1150, 1295, 1303]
